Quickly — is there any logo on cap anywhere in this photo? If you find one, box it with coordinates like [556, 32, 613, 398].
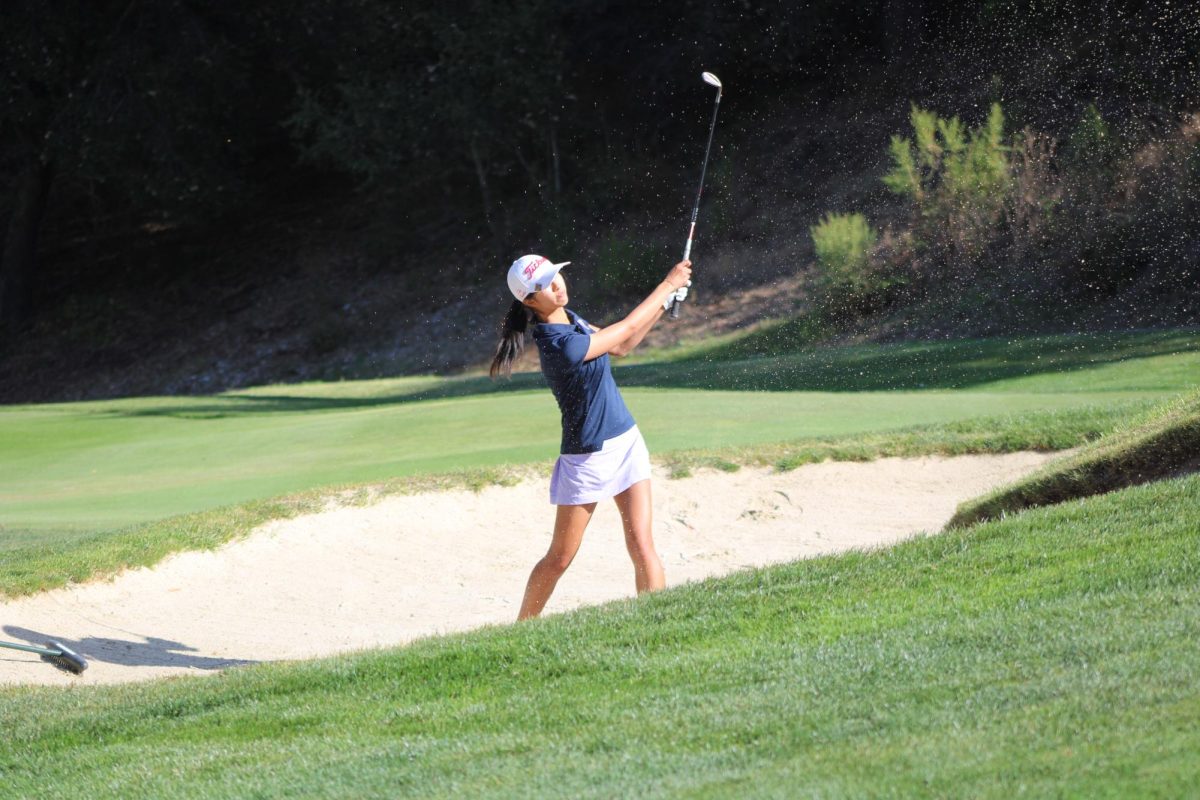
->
[522, 257, 546, 280]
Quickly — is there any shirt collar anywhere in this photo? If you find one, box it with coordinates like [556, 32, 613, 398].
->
[535, 308, 585, 332]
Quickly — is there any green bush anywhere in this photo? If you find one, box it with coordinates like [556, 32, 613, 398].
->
[811, 212, 877, 277]
[810, 212, 892, 314]
[815, 97, 1199, 332]
[884, 103, 1011, 262]
[884, 103, 1009, 205]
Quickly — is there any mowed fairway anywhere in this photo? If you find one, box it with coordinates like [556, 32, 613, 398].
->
[0, 386, 1155, 532]
[0, 330, 1197, 592]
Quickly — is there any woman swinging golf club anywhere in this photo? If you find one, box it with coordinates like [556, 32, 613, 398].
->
[491, 254, 691, 619]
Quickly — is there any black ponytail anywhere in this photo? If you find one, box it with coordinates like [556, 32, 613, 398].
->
[490, 299, 534, 379]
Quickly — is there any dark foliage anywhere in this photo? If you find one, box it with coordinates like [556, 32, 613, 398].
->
[0, 0, 1196, 396]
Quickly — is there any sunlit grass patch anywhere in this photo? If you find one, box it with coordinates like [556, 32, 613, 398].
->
[658, 400, 1153, 477]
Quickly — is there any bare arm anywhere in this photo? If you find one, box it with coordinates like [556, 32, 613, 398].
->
[584, 260, 691, 362]
[609, 305, 665, 358]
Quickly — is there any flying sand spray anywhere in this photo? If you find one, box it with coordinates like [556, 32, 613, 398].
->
[670, 71, 723, 319]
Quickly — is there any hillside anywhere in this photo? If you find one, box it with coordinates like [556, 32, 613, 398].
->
[0, 79, 845, 402]
[1, 3, 1197, 403]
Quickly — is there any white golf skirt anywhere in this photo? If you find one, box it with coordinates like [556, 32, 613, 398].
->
[549, 425, 651, 506]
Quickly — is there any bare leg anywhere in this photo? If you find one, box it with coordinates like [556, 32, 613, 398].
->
[517, 502, 597, 620]
[613, 479, 665, 594]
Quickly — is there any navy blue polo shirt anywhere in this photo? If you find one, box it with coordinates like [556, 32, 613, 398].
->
[533, 309, 636, 454]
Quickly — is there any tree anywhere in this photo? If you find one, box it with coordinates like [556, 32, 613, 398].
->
[0, 1, 263, 334]
[286, 0, 568, 242]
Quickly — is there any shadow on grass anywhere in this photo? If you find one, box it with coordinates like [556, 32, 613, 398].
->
[616, 326, 1200, 393]
[103, 328, 1199, 419]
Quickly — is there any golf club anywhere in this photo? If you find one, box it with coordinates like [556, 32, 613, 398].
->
[0, 638, 88, 674]
[670, 70, 723, 319]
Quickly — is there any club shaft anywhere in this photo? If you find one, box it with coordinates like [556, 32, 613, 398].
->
[689, 93, 722, 236]
[671, 89, 722, 319]
[0, 641, 59, 656]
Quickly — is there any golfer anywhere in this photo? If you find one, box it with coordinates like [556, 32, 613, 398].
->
[491, 254, 692, 619]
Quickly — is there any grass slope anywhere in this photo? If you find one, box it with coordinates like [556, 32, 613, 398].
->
[949, 387, 1200, 528]
[2, 474, 1198, 798]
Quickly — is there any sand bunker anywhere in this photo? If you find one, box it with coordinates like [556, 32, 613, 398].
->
[0, 452, 1053, 686]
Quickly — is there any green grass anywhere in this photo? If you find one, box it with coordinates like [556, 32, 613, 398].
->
[0, 465, 530, 598]
[948, 387, 1200, 528]
[2, 388, 1155, 533]
[626, 326, 1200, 393]
[1, 328, 1197, 596]
[0, 400, 1153, 598]
[3, 474, 1197, 798]
[657, 401, 1151, 477]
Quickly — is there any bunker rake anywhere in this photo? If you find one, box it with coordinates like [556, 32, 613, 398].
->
[0, 638, 88, 674]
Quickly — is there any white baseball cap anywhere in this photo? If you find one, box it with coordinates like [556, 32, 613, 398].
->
[507, 254, 570, 301]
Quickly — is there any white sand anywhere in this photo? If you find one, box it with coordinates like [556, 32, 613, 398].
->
[0, 452, 1050, 686]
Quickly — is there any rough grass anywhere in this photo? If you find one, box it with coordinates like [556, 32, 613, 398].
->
[948, 387, 1200, 528]
[2, 474, 1197, 798]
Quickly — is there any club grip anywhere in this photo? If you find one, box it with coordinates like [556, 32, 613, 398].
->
[672, 238, 693, 320]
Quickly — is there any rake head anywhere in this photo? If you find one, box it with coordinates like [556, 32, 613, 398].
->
[42, 641, 88, 674]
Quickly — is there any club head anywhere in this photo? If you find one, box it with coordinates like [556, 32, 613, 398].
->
[701, 72, 722, 90]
